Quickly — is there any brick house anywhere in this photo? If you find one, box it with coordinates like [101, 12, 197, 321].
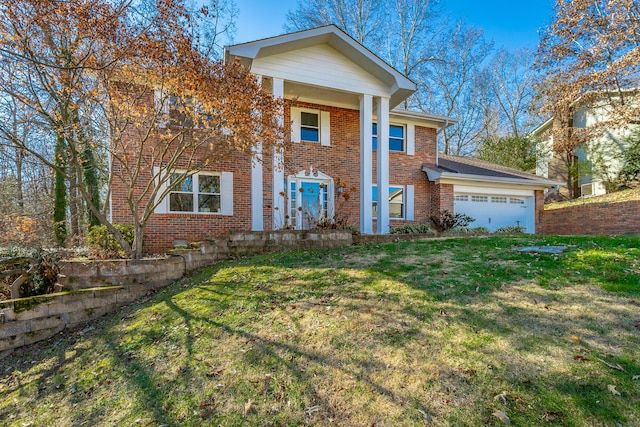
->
[111, 26, 558, 254]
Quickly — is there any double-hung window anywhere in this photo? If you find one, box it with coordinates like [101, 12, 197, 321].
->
[154, 167, 233, 215]
[372, 123, 405, 152]
[372, 185, 404, 219]
[291, 107, 331, 146]
[300, 112, 319, 142]
[169, 172, 221, 213]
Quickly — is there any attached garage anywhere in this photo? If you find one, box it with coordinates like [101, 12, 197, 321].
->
[423, 155, 562, 234]
[452, 186, 534, 232]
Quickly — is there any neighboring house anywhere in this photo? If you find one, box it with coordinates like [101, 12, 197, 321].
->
[532, 90, 639, 198]
[111, 26, 558, 253]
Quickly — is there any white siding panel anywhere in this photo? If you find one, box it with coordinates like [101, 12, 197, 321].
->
[153, 166, 168, 213]
[320, 111, 331, 146]
[405, 185, 414, 221]
[406, 123, 415, 155]
[290, 107, 301, 142]
[220, 172, 234, 216]
[252, 44, 389, 96]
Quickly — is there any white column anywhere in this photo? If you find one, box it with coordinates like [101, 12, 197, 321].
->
[251, 75, 264, 231]
[360, 94, 373, 234]
[272, 77, 285, 229]
[376, 96, 390, 234]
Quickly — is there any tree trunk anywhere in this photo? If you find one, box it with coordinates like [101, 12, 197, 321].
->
[53, 133, 67, 246]
[68, 162, 80, 241]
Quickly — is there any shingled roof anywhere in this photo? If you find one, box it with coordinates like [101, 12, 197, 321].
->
[423, 154, 560, 188]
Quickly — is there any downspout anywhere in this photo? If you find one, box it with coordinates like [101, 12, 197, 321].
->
[545, 184, 560, 198]
[436, 119, 449, 167]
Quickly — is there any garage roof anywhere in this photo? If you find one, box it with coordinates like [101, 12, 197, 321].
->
[423, 154, 562, 188]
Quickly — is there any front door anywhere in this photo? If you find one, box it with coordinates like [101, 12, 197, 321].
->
[289, 176, 331, 230]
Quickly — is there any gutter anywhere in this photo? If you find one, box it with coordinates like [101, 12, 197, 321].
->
[423, 167, 563, 189]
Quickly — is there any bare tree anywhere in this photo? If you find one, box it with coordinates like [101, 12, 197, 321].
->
[285, 0, 385, 46]
[488, 48, 539, 137]
[416, 23, 494, 155]
[0, 0, 282, 258]
[536, 0, 640, 196]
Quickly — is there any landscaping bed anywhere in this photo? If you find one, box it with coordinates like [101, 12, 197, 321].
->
[0, 235, 638, 426]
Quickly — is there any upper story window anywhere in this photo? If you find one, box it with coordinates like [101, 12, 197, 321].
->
[372, 123, 405, 152]
[300, 112, 319, 142]
[291, 107, 331, 146]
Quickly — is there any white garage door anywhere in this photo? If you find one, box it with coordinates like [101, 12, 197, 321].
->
[454, 193, 532, 232]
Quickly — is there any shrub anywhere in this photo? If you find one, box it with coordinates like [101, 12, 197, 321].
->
[0, 247, 60, 300]
[429, 210, 474, 232]
[87, 224, 135, 259]
[389, 224, 437, 235]
[493, 226, 525, 234]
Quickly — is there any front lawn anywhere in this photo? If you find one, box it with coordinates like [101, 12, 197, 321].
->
[1, 235, 639, 426]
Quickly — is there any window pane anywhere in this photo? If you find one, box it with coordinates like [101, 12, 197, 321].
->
[389, 187, 403, 203]
[301, 112, 318, 127]
[389, 138, 403, 151]
[389, 203, 403, 218]
[170, 193, 193, 212]
[199, 175, 220, 194]
[198, 195, 220, 213]
[390, 125, 404, 138]
[372, 203, 378, 218]
[170, 174, 192, 192]
[301, 127, 319, 142]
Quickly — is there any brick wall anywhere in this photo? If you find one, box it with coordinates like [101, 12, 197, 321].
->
[428, 182, 454, 217]
[539, 200, 640, 235]
[111, 92, 444, 254]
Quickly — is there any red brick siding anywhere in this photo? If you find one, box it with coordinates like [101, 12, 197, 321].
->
[112, 95, 444, 253]
[539, 201, 640, 235]
[428, 182, 454, 218]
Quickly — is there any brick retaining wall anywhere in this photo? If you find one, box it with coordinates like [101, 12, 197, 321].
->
[539, 200, 640, 235]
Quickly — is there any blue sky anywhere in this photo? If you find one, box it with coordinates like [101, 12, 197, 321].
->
[234, 0, 556, 51]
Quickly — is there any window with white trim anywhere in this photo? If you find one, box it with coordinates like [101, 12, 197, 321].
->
[169, 172, 221, 213]
[291, 107, 331, 146]
[300, 112, 319, 142]
[372, 185, 404, 219]
[372, 123, 405, 152]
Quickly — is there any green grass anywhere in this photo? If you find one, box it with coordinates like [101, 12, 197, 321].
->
[1, 235, 639, 426]
[545, 187, 640, 210]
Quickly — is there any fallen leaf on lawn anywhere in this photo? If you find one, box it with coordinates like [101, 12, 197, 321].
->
[632, 375, 640, 380]
[571, 335, 580, 342]
[542, 411, 562, 422]
[574, 355, 590, 362]
[494, 392, 508, 404]
[243, 400, 254, 416]
[607, 385, 621, 396]
[492, 410, 511, 425]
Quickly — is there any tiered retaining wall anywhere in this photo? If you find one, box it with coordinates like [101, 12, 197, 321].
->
[0, 230, 353, 357]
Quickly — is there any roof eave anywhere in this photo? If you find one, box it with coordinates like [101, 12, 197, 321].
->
[225, 25, 417, 108]
[423, 168, 562, 189]
[390, 109, 458, 127]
